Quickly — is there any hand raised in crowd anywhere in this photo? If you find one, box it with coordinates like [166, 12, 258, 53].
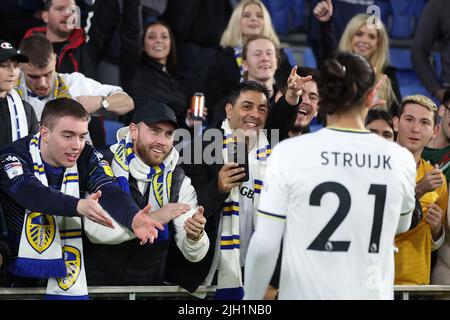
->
[132, 203, 165, 245]
[367, 74, 387, 109]
[150, 203, 191, 225]
[313, 0, 333, 22]
[425, 203, 444, 240]
[77, 190, 114, 228]
[218, 163, 246, 194]
[415, 165, 444, 199]
[184, 206, 206, 241]
[285, 65, 312, 106]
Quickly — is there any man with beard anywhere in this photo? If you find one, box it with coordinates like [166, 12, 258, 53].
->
[82, 103, 210, 290]
[23, 0, 118, 78]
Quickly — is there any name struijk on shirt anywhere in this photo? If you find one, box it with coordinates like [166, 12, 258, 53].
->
[320, 151, 392, 170]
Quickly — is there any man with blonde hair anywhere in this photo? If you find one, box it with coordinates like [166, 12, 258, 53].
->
[394, 94, 448, 285]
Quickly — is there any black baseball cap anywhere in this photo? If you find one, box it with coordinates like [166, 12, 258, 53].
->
[132, 102, 178, 128]
[0, 40, 28, 63]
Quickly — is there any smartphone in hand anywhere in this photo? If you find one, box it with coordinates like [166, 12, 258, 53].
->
[227, 141, 249, 182]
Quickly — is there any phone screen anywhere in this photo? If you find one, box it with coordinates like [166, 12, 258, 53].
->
[227, 141, 249, 182]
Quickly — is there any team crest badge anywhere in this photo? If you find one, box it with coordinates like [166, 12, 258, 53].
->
[58, 246, 81, 291]
[99, 160, 113, 177]
[25, 212, 56, 254]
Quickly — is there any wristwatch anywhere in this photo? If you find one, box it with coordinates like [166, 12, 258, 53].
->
[100, 96, 110, 111]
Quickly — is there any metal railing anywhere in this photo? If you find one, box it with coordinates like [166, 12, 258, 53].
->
[0, 285, 217, 300]
[394, 285, 450, 300]
[1, 285, 450, 300]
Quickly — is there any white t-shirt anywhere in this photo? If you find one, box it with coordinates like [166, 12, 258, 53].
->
[244, 127, 416, 300]
[24, 72, 124, 120]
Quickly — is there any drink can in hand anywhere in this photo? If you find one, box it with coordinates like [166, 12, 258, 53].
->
[190, 92, 205, 121]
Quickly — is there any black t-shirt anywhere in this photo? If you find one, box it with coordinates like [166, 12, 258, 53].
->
[0, 96, 39, 147]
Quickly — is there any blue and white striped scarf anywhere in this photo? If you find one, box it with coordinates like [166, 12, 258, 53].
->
[6, 89, 28, 141]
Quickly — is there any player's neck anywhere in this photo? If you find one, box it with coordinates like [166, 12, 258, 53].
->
[326, 113, 366, 131]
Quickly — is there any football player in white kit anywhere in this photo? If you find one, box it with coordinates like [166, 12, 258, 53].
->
[244, 52, 416, 300]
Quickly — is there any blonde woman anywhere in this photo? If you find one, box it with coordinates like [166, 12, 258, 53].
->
[204, 0, 292, 123]
[314, 0, 401, 116]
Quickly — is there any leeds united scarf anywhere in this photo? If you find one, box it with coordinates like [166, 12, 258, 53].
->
[110, 130, 177, 241]
[11, 133, 88, 300]
[214, 119, 271, 300]
[84, 128, 179, 244]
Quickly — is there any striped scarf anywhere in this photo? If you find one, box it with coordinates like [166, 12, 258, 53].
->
[214, 119, 271, 300]
[10, 133, 88, 299]
[84, 127, 180, 245]
[109, 129, 177, 241]
[15, 72, 71, 119]
[6, 89, 29, 141]
[233, 46, 244, 82]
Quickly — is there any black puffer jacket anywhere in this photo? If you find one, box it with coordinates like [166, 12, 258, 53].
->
[119, 0, 188, 126]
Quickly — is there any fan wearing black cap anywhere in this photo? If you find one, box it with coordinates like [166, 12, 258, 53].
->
[0, 40, 39, 272]
[82, 102, 210, 290]
[0, 40, 39, 147]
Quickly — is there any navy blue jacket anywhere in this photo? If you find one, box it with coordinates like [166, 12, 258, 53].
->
[0, 135, 141, 280]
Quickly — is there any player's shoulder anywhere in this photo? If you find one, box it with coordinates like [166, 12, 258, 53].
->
[275, 129, 324, 150]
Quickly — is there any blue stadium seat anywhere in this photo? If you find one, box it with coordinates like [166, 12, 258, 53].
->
[262, 0, 305, 35]
[283, 47, 297, 67]
[302, 47, 317, 69]
[104, 119, 123, 146]
[389, 47, 436, 101]
[389, 0, 426, 39]
[389, 47, 413, 70]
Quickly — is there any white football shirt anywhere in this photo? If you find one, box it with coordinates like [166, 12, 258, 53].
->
[244, 128, 416, 300]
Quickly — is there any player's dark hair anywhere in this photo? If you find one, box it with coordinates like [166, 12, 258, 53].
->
[319, 51, 375, 115]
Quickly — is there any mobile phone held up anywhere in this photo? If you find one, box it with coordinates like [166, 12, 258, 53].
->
[227, 141, 249, 182]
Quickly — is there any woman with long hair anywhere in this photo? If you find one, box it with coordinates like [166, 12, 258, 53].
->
[204, 0, 292, 123]
[314, 1, 401, 116]
[120, 1, 189, 126]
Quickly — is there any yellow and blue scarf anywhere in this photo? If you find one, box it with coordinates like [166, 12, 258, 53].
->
[214, 119, 271, 300]
[11, 133, 88, 300]
[110, 130, 177, 241]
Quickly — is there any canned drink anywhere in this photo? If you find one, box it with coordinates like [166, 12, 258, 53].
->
[190, 92, 205, 120]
